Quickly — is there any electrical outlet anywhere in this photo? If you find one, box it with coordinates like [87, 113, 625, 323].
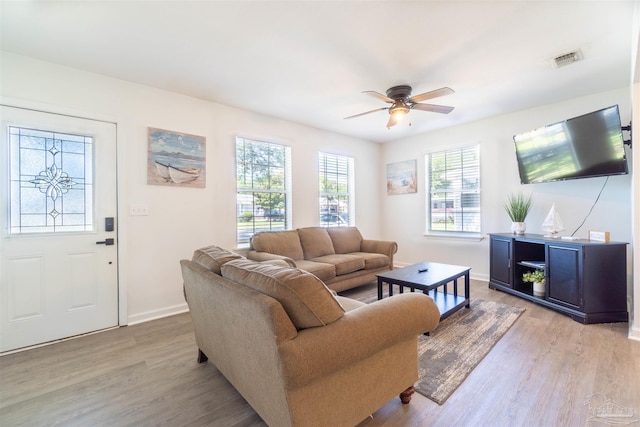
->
[130, 204, 149, 216]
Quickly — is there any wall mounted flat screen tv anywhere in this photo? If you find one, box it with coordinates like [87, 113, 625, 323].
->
[513, 105, 628, 184]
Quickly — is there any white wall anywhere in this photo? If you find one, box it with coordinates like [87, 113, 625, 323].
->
[2, 51, 636, 334]
[630, 1, 640, 341]
[381, 87, 633, 284]
[632, 79, 639, 340]
[0, 52, 382, 324]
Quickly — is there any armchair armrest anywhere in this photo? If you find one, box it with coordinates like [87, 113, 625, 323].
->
[246, 250, 297, 267]
[279, 292, 439, 388]
[361, 239, 398, 267]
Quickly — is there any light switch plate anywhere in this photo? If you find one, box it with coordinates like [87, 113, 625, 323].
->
[130, 204, 149, 216]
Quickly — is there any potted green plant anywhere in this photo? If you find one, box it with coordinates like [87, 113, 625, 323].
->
[504, 192, 533, 235]
[523, 269, 545, 297]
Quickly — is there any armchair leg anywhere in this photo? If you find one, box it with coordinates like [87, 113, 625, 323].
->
[197, 349, 208, 363]
[399, 386, 415, 404]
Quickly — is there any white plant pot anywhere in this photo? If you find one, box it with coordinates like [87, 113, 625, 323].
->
[511, 222, 526, 235]
[533, 281, 545, 297]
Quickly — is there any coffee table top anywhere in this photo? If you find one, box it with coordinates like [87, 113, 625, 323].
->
[377, 261, 470, 290]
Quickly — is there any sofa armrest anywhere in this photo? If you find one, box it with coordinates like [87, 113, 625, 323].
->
[279, 292, 439, 388]
[247, 250, 297, 267]
[361, 239, 398, 267]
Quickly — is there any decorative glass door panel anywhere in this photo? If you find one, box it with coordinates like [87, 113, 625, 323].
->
[9, 127, 93, 234]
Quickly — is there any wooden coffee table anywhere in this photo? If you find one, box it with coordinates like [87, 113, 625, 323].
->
[376, 261, 471, 320]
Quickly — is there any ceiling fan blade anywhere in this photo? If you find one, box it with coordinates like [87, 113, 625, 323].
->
[408, 87, 454, 103]
[386, 114, 399, 129]
[344, 107, 388, 120]
[412, 103, 455, 114]
[363, 90, 394, 103]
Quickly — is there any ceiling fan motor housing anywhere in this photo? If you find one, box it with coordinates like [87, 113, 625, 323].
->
[386, 85, 413, 100]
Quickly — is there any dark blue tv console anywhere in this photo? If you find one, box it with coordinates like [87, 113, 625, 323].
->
[489, 233, 628, 324]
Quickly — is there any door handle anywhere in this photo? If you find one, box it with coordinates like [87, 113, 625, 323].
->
[96, 238, 115, 246]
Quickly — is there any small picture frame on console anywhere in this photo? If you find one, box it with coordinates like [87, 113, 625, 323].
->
[588, 230, 610, 242]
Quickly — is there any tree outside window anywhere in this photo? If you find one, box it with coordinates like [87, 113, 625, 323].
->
[236, 137, 291, 245]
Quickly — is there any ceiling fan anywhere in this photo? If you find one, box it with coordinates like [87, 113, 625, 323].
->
[344, 85, 455, 129]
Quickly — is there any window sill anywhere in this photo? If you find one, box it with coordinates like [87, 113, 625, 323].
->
[423, 231, 485, 242]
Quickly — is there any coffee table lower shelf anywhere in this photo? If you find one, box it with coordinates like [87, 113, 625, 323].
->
[389, 288, 469, 320]
[427, 290, 469, 320]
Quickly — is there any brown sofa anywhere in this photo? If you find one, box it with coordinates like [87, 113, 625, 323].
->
[247, 226, 397, 292]
[181, 245, 440, 427]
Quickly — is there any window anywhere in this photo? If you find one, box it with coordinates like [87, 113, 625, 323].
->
[236, 137, 291, 245]
[319, 152, 354, 227]
[9, 126, 93, 234]
[426, 145, 480, 233]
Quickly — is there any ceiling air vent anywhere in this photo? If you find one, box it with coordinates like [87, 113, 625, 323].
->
[551, 49, 583, 68]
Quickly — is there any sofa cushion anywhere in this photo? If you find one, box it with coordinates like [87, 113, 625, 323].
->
[327, 227, 363, 254]
[294, 259, 336, 282]
[251, 230, 304, 260]
[348, 252, 390, 270]
[309, 254, 365, 275]
[192, 245, 244, 274]
[259, 259, 293, 267]
[297, 227, 335, 259]
[221, 259, 344, 329]
[334, 295, 366, 312]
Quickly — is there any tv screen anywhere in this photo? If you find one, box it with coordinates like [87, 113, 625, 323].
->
[513, 105, 628, 184]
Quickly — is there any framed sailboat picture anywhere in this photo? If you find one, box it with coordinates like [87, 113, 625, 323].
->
[147, 127, 206, 188]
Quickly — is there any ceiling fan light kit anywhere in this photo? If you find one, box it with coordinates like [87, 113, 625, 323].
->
[345, 84, 455, 129]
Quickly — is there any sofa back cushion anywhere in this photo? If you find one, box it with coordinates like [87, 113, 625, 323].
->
[297, 227, 335, 259]
[251, 230, 304, 260]
[192, 245, 244, 274]
[327, 227, 363, 254]
[221, 259, 344, 329]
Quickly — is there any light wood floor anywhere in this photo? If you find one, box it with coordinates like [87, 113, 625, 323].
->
[1, 280, 639, 427]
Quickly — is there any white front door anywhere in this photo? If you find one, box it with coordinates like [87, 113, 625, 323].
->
[0, 106, 118, 353]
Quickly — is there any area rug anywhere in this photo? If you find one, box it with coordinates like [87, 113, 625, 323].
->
[350, 289, 524, 404]
[414, 299, 524, 404]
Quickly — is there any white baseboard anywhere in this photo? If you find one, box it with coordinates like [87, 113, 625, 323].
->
[126, 303, 189, 326]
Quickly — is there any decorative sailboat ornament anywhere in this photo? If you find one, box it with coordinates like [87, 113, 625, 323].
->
[542, 203, 565, 237]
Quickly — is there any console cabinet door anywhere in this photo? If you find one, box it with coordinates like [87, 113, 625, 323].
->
[546, 244, 581, 309]
[490, 236, 512, 287]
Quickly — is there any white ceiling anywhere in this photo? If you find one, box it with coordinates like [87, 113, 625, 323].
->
[0, 1, 635, 143]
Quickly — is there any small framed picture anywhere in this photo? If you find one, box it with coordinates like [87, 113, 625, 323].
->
[588, 230, 610, 242]
[386, 160, 417, 195]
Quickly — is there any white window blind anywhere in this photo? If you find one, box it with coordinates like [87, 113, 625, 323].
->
[319, 152, 354, 227]
[426, 145, 480, 233]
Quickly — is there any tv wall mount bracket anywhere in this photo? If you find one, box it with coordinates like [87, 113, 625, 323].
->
[622, 122, 632, 148]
